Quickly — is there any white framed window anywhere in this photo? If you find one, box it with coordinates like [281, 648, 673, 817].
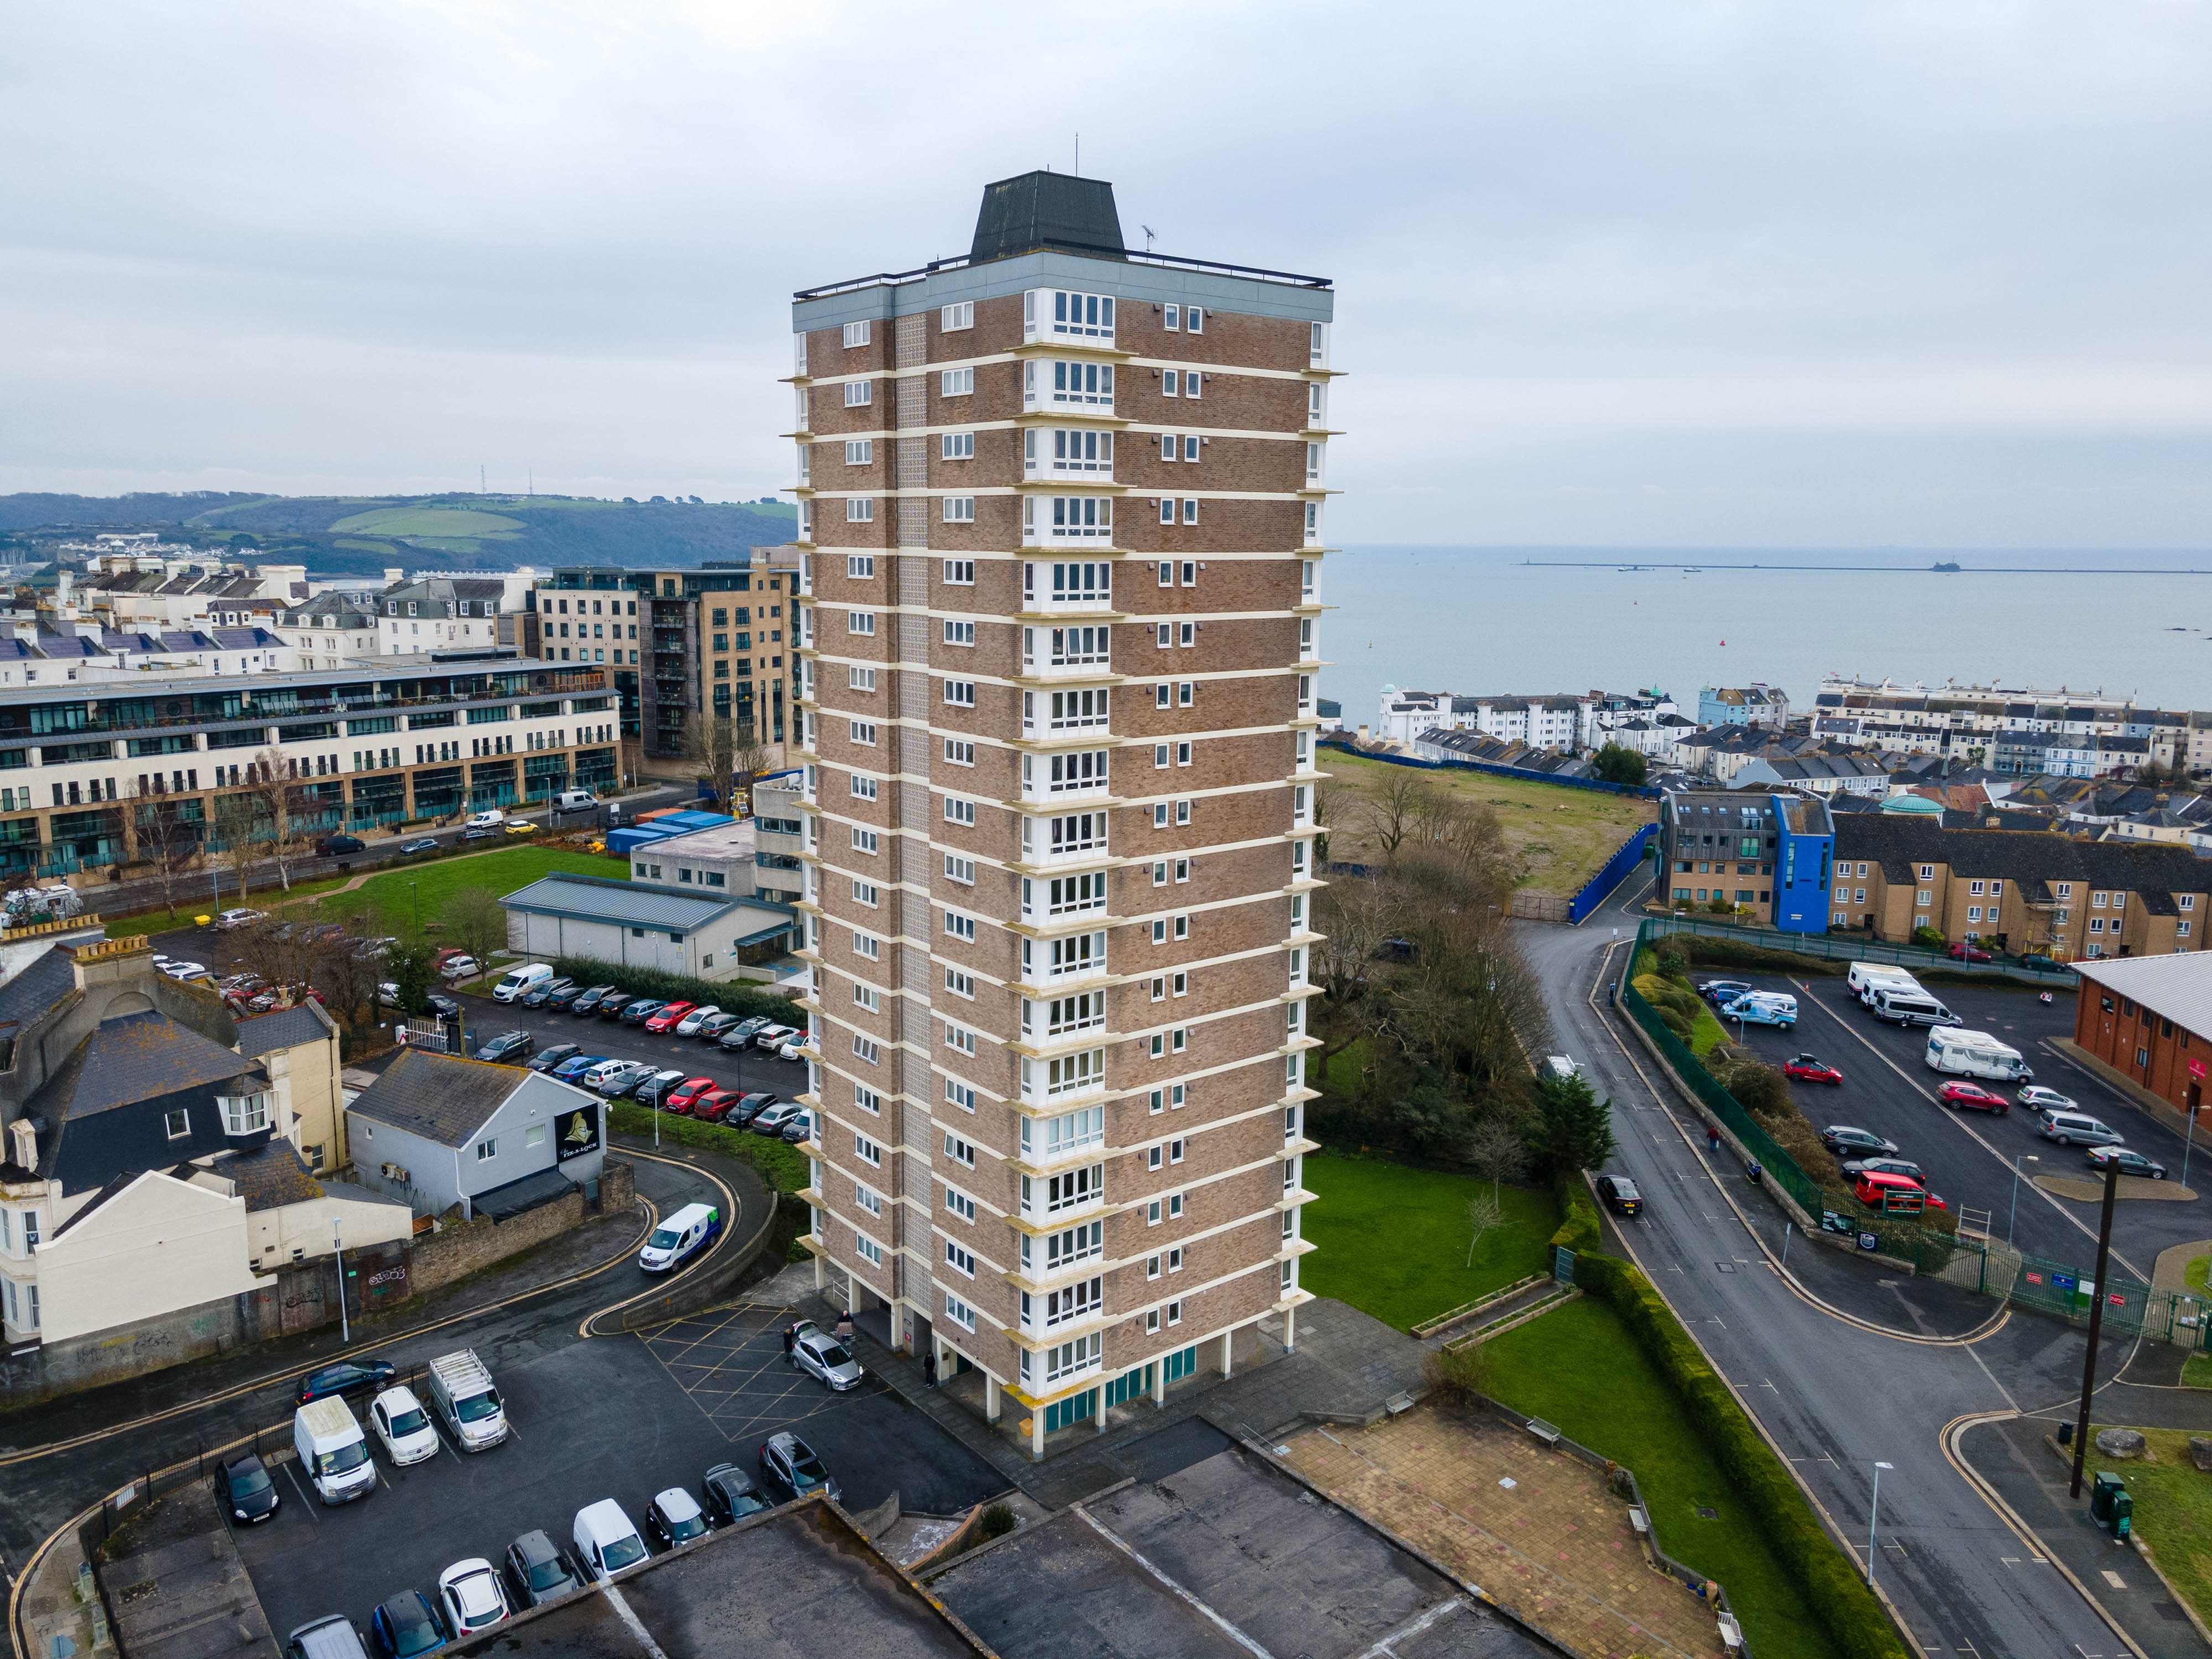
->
[843, 320, 871, 348]
[848, 665, 877, 692]
[844, 380, 872, 407]
[1180, 498, 1198, 525]
[943, 497, 975, 524]
[941, 367, 975, 397]
[849, 719, 877, 745]
[1164, 302, 1180, 332]
[945, 909, 977, 941]
[852, 928, 880, 959]
[945, 1079, 977, 1113]
[941, 301, 974, 332]
[944, 1185, 977, 1223]
[945, 797, 977, 826]
[844, 440, 874, 466]
[944, 1240, 977, 1277]
[222, 1092, 270, 1135]
[942, 559, 975, 585]
[846, 552, 875, 578]
[851, 775, 878, 800]
[1048, 290, 1114, 337]
[943, 619, 975, 646]
[946, 967, 975, 999]
[946, 1022, 978, 1056]
[855, 1183, 883, 1218]
[848, 609, 876, 635]
[941, 431, 975, 461]
[852, 982, 879, 1013]
[945, 854, 976, 884]
[943, 1293, 977, 1332]
[854, 1133, 883, 1166]
[855, 1086, 881, 1115]
[845, 498, 874, 523]
[855, 1232, 884, 1267]
[1186, 305, 1203, 334]
[851, 826, 879, 855]
[851, 878, 879, 906]
[1159, 498, 1175, 526]
[944, 680, 976, 707]
[164, 1107, 190, 1140]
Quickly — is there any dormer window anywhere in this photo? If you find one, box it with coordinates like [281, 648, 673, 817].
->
[219, 1090, 270, 1136]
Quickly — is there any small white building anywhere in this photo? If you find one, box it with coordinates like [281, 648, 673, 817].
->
[500, 871, 800, 983]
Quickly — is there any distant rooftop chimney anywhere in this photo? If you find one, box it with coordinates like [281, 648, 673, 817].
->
[9, 1117, 34, 1171]
[970, 170, 1125, 265]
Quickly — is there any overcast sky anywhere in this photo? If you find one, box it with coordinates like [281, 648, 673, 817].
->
[5, 2, 2210, 547]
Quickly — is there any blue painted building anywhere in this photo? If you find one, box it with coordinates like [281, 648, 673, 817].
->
[1769, 794, 1834, 935]
[1697, 684, 1790, 729]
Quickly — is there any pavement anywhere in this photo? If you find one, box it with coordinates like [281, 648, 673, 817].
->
[1518, 870, 2212, 1659]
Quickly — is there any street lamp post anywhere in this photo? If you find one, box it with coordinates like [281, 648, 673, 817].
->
[2182, 1101, 2200, 1194]
[2007, 1155, 2039, 1246]
[408, 881, 419, 932]
[1866, 1460, 1893, 1587]
[332, 1215, 349, 1345]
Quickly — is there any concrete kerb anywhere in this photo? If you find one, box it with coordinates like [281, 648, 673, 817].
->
[591, 1133, 779, 1333]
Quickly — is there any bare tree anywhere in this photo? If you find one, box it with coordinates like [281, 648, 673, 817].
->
[1312, 778, 1340, 868]
[246, 749, 310, 891]
[682, 711, 773, 812]
[233, 917, 313, 993]
[1464, 1192, 1506, 1267]
[1464, 1116, 1531, 1204]
[307, 933, 379, 1027]
[210, 790, 261, 904]
[447, 885, 508, 971]
[1363, 770, 1427, 860]
[131, 793, 200, 922]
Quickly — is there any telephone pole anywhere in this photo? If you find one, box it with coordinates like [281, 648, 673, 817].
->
[2068, 1159, 2122, 1498]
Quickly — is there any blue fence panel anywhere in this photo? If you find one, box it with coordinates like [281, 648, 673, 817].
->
[1568, 822, 1658, 924]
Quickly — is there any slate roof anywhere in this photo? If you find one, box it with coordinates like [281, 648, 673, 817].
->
[501, 872, 742, 932]
[344, 1048, 520, 1149]
[1831, 815, 2212, 894]
[44, 1010, 265, 1123]
[236, 1003, 333, 1058]
[0, 945, 80, 1034]
[199, 1138, 324, 1212]
[2072, 953, 2212, 1038]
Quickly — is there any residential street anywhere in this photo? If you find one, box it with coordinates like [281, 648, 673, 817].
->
[1519, 869, 2209, 1658]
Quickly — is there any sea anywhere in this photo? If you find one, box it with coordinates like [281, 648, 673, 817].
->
[1321, 546, 2212, 729]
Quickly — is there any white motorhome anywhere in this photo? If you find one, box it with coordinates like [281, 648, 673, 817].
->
[293, 1397, 377, 1505]
[426, 1349, 508, 1452]
[1872, 986, 1957, 1028]
[1924, 1028, 2034, 1083]
[1848, 963, 1921, 1005]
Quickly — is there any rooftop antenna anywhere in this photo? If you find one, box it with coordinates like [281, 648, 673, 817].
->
[1074, 133, 1078, 175]
[528, 468, 533, 498]
[479, 464, 486, 495]
[1141, 224, 1157, 252]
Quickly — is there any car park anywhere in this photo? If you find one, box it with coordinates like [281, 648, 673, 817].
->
[644, 1001, 698, 1034]
[368, 1590, 446, 1658]
[1698, 979, 1754, 1005]
[789, 1321, 866, 1391]
[493, 964, 554, 1003]
[691, 1088, 744, 1123]
[519, 977, 577, 1009]
[425, 992, 461, 1020]
[550, 1053, 605, 1083]
[1855, 1170, 1944, 1212]
[2018, 1086, 2077, 1114]
[298, 1359, 398, 1405]
[620, 999, 667, 1027]
[695, 1011, 743, 1039]
[752, 1102, 807, 1136]
[503, 1531, 582, 1609]
[436, 1560, 509, 1638]
[1783, 1054, 1843, 1084]
[1595, 1173, 1643, 1215]
[1821, 1125, 1900, 1157]
[1719, 990, 1797, 1029]
[425, 1349, 507, 1452]
[758, 1431, 840, 1503]
[368, 1386, 441, 1465]
[633, 1069, 687, 1107]
[595, 1061, 658, 1097]
[723, 1091, 778, 1126]
[573, 1499, 650, 1580]
[718, 1019, 769, 1051]
[581, 1058, 635, 1092]
[2039, 1110, 2125, 1149]
[220, 1452, 281, 1525]
[570, 984, 618, 1015]
[472, 1031, 535, 1063]
[664, 1077, 717, 1114]
[596, 992, 636, 1021]
[2087, 1145, 2168, 1180]
[1871, 987, 1959, 1027]
[1841, 1155, 1926, 1183]
[1938, 1081, 2010, 1114]
[289, 1614, 373, 1658]
[752, 1022, 798, 1051]
[540, 980, 586, 1011]
[400, 837, 438, 855]
[294, 1397, 378, 1505]
[645, 1488, 712, 1549]
[674, 1005, 722, 1037]
[702, 1462, 773, 1525]
[526, 1043, 581, 1073]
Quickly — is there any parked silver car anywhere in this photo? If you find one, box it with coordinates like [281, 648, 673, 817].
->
[594, 1061, 659, 1098]
[788, 1320, 865, 1391]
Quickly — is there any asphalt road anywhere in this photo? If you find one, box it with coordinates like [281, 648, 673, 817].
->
[1523, 872, 2141, 1658]
[1703, 968, 2209, 1279]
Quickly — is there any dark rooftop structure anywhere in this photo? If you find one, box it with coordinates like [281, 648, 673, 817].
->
[233, 1002, 333, 1059]
[344, 1048, 523, 1149]
[970, 169, 1125, 264]
[200, 1138, 322, 1212]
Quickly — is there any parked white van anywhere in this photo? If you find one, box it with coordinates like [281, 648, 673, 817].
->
[1849, 963, 1922, 1005]
[573, 1499, 650, 1580]
[493, 963, 555, 1004]
[1542, 1056, 1581, 1082]
[293, 1397, 377, 1505]
[554, 789, 599, 812]
[466, 809, 507, 829]
[1871, 987, 1958, 1028]
[1924, 1027, 2034, 1083]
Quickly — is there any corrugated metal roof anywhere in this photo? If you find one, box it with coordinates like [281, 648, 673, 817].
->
[2070, 953, 2212, 1039]
[502, 872, 740, 932]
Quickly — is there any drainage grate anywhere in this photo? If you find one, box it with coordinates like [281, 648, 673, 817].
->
[1715, 1261, 1738, 1274]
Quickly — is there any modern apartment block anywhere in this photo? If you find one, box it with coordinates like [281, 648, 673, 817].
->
[785, 171, 1332, 1451]
[1657, 788, 1833, 933]
[0, 655, 618, 881]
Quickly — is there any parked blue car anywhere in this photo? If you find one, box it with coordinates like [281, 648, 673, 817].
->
[550, 1053, 606, 1082]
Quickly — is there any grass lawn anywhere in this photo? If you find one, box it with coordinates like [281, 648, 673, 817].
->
[2187, 1255, 2209, 1296]
[2090, 1426, 2212, 1624]
[1484, 1298, 1839, 1659]
[101, 870, 363, 938]
[2183, 1353, 2212, 1389]
[1321, 750, 1653, 898]
[1689, 1003, 1729, 1056]
[1299, 1153, 1558, 1331]
[308, 846, 632, 937]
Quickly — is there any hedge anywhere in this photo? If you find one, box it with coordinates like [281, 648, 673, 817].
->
[1550, 1169, 1601, 1255]
[607, 1100, 808, 1195]
[1573, 1251, 1908, 1659]
[553, 957, 800, 1024]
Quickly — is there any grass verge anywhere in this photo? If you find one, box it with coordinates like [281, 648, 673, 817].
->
[2182, 1353, 2212, 1389]
[1299, 1152, 1558, 1331]
[310, 846, 632, 935]
[1484, 1297, 1839, 1659]
[2089, 1426, 2212, 1624]
[608, 1100, 807, 1194]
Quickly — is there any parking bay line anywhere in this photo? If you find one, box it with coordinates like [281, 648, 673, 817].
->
[283, 1460, 318, 1518]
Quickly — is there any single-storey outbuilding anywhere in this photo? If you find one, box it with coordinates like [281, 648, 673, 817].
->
[345, 1049, 604, 1219]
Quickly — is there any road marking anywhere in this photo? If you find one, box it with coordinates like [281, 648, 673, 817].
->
[2101, 1571, 2127, 1590]
[284, 1460, 318, 1517]
[602, 1584, 674, 1658]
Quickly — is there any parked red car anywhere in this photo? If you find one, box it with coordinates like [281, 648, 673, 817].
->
[1948, 942, 1994, 963]
[664, 1077, 718, 1114]
[691, 1089, 743, 1123]
[1938, 1080, 2010, 1114]
[644, 1000, 698, 1034]
[1783, 1054, 1844, 1085]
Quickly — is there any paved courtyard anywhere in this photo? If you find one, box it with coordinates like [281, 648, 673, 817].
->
[1279, 1403, 1730, 1659]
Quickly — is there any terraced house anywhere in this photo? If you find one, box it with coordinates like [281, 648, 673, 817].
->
[0, 654, 617, 881]
[1826, 815, 2211, 958]
[785, 171, 1330, 1452]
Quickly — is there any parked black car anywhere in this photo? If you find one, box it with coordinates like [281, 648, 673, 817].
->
[723, 1091, 778, 1126]
[519, 977, 577, 1010]
[620, 999, 668, 1027]
[702, 1462, 772, 1526]
[596, 992, 636, 1021]
[540, 980, 585, 1012]
[425, 992, 462, 1020]
[315, 834, 366, 857]
[1595, 1174, 1644, 1216]
[526, 1043, 581, 1073]
[296, 1359, 398, 1406]
[758, 1432, 839, 1503]
[571, 985, 618, 1016]
[219, 1452, 280, 1524]
[368, 1591, 447, 1658]
[503, 1530, 582, 1609]
[474, 1031, 536, 1063]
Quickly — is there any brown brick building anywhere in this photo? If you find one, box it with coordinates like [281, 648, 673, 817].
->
[2070, 953, 2212, 1119]
[1826, 814, 2209, 959]
[785, 173, 1333, 1451]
